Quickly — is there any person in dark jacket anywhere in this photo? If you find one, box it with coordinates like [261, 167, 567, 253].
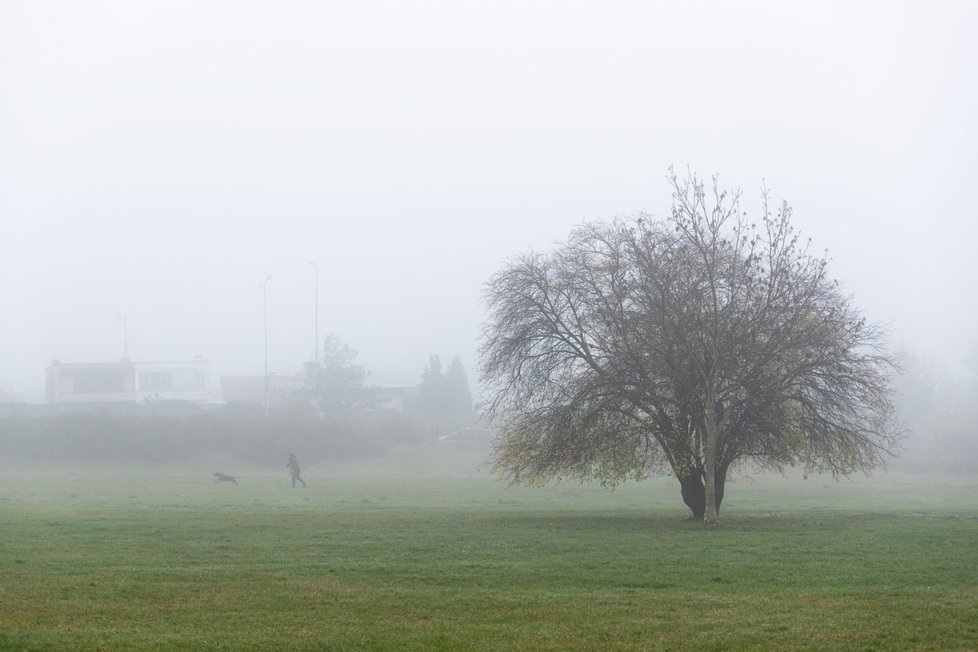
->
[286, 453, 306, 488]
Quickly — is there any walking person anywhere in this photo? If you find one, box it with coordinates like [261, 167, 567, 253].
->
[287, 452, 306, 488]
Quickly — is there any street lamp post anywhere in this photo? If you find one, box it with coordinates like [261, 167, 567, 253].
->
[119, 313, 129, 361]
[260, 275, 271, 417]
[310, 261, 320, 412]
[310, 261, 319, 365]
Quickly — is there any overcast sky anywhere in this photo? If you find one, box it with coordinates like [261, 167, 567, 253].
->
[2, 1, 976, 400]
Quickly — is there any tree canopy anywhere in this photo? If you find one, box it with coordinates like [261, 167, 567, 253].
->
[416, 354, 475, 414]
[303, 333, 368, 412]
[480, 170, 900, 523]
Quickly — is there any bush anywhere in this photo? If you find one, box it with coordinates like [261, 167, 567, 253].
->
[0, 402, 475, 469]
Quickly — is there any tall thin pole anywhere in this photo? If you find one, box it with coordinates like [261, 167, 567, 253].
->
[260, 275, 271, 416]
[122, 313, 129, 361]
[310, 261, 320, 412]
[311, 261, 319, 364]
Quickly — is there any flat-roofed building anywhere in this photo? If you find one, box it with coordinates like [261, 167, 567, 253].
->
[46, 358, 214, 404]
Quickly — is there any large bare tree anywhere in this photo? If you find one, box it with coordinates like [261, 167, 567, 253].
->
[480, 171, 900, 523]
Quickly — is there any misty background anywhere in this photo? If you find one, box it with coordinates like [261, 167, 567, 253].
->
[2, 2, 976, 441]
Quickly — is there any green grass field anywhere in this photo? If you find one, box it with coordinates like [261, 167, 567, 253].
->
[2, 459, 977, 650]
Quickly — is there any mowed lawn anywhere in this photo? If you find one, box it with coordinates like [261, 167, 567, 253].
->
[1, 464, 977, 651]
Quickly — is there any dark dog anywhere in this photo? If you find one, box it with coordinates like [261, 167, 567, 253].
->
[213, 472, 240, 485]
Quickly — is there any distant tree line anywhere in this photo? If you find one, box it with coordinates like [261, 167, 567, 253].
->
[891, 342, 978, 473]
[412, 354, 474, 415]
[291, 335, 475, 417]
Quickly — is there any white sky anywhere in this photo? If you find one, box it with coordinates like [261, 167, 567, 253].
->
[2, 1, 976, 399]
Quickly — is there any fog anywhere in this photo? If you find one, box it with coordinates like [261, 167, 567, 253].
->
[2, 1, 977, 406]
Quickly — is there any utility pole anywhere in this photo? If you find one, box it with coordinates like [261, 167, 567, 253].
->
[260, 275, 271, 417]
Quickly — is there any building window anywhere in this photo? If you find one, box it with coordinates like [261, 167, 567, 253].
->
[139, 372, 171, 390]
[139, 370, 205, 391]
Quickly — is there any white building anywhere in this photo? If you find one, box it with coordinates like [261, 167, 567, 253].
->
[46, 357, 214, 404]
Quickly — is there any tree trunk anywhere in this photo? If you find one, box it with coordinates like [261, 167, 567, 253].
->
[715, 461, 729, 512]
[702, 398, 720, 525]
[677, 463, 728, 521]
[702, 466, 718, 524]
[678, 471, 706, 519]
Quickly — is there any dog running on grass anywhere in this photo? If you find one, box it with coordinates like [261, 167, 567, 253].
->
[213, 472, 240, 485]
